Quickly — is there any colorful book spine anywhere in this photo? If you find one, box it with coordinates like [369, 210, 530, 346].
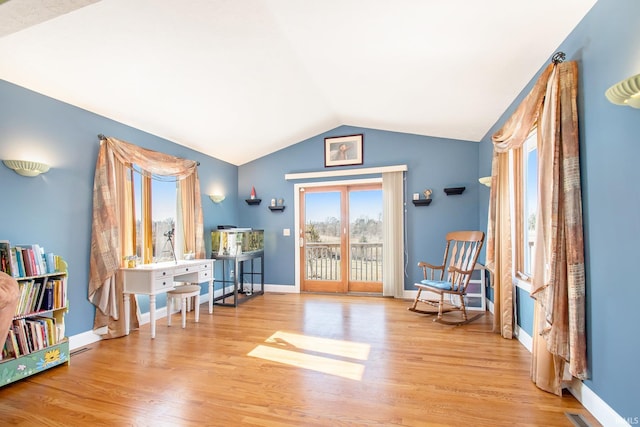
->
[41, 282, 54, 311]
[13, 248, 25, 277]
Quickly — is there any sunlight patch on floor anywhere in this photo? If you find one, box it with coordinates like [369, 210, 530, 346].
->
[247, 331, 370, 380]
[265, 331, 370, 360]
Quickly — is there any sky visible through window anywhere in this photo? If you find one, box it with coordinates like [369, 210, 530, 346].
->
[133, 173, 177, 221]
[305, 190, 382, 223]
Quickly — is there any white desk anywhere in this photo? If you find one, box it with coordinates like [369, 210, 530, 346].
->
[121, 259, 214, 338]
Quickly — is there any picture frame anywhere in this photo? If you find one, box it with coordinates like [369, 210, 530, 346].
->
[324, 134, 364, 167]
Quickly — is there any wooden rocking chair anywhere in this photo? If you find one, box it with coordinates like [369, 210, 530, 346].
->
[408, 230, 485, 325]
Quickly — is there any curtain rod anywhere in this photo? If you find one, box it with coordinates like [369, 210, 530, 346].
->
[96, 133, 200, 166]
[552, 51, 565, 64]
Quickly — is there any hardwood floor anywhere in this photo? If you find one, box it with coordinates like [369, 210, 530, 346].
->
[0, 293, 599, 426]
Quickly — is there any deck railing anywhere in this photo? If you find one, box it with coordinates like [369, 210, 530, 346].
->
[305, 242, 383, 281]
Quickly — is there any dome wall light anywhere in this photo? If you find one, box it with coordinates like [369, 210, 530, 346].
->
[478, 176, 491, 187]
[605, 73, 640, 108]
[209, 194, 225, 204]
[3, 160, 50, 177]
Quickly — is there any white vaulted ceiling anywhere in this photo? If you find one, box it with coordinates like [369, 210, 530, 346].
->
[0, 0, 596, 165]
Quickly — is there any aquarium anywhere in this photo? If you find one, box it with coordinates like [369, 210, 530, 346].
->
[211, 228, 264, 256]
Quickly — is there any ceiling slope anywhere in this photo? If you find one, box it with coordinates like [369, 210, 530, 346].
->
[0, 0, 596, 165]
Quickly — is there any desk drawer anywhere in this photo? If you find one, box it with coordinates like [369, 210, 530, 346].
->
[174, 264, 202, 275]
[196, 269, 211, 282]
[123, 268, 173, 294]
[174, 269, 212, 283]
[154, 269, 173, 279]
[152, 277, 174, 292]
[174, 262, 213, 283]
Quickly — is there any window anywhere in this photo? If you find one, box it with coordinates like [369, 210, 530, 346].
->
[133, 170, 178, 263]
[513, 131, 538, 282]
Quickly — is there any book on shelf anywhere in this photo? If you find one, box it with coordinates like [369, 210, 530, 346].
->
[17, 247, 35, 277]
[25, 320, 43, 351]
[34, 244, 47, 276]
[35, 277, 48, 312]
[51, 277, 67, 309]
[0, 240, 64, 278]
[3, 316, 59, 359]
[15, 279, 33, 316]
[23, 280, 39, 314]
[20, 279, 59, 315]
[9, 329, 20, 358]
[41, 281, 54, 311]
[13, 320, 31, 355]
[45, 252, 55, 274]
[33, 316, 57, 345]
[2, 329, 20, 360]
[10, 248, 20, 277]
[0, 240, 14, 277]
[12, 247, 25, 277]
[16, 245, 43, 276]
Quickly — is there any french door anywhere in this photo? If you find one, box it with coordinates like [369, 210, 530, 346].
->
[299, 183, 383, 294]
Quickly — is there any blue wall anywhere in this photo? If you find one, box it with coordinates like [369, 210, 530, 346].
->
[0, 80, 239, 336]
[477, 0, 640, 420]
[238, 125, 480, 289]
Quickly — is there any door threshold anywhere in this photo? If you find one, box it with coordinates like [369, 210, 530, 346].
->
[301, 291, 383, 297]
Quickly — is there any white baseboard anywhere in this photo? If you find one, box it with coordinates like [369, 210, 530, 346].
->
[69, 329, 103, 351]
[264, 284, 298, 293]
[567, 378, 631, 427]
[514, 325, 532, 352]
[486, 298, 494, 314]
[514, 327, 627, 426]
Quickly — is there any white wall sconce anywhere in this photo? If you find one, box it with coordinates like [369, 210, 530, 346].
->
[605, 73, 640, 108]
[478, 176, 491, 187]
[2, 160, 50, 177]
[209, 194, 225, 204]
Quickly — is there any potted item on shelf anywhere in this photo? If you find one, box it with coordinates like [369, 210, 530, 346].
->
[246, 187, 261, 205]
[412, 188, 432, 206]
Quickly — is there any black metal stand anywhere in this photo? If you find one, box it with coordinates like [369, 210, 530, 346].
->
[211, 251, 264, 307]
[163, 227, 177, 263]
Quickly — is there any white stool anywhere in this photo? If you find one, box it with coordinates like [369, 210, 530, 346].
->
[167, 284, 201, 328]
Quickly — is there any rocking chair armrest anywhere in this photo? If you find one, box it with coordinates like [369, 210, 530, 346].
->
[417, 261, 444, 271]
[418, 261, 445, 280]
[447, 265, 474, 275]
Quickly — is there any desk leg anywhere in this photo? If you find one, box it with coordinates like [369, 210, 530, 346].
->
[208, 279, 213, 313]
[149, 294, 156, 339]
[234, 258, 239, 307]
[123, 292, 131, 336]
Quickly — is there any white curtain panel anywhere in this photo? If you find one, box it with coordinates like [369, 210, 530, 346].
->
[382, 171, 405, 297]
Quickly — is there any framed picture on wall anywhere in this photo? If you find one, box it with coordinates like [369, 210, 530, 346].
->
[324, 134, 364, 167]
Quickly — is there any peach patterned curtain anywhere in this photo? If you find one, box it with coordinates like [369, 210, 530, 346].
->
[88, 136, 203, 339]
[487, 59, 587, 394]
[179, 173, 205, 259]
[487, 64, 553, 339]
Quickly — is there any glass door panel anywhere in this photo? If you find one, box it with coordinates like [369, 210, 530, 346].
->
[299, 184, 382, 294]
[348, 188, 383, 293]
